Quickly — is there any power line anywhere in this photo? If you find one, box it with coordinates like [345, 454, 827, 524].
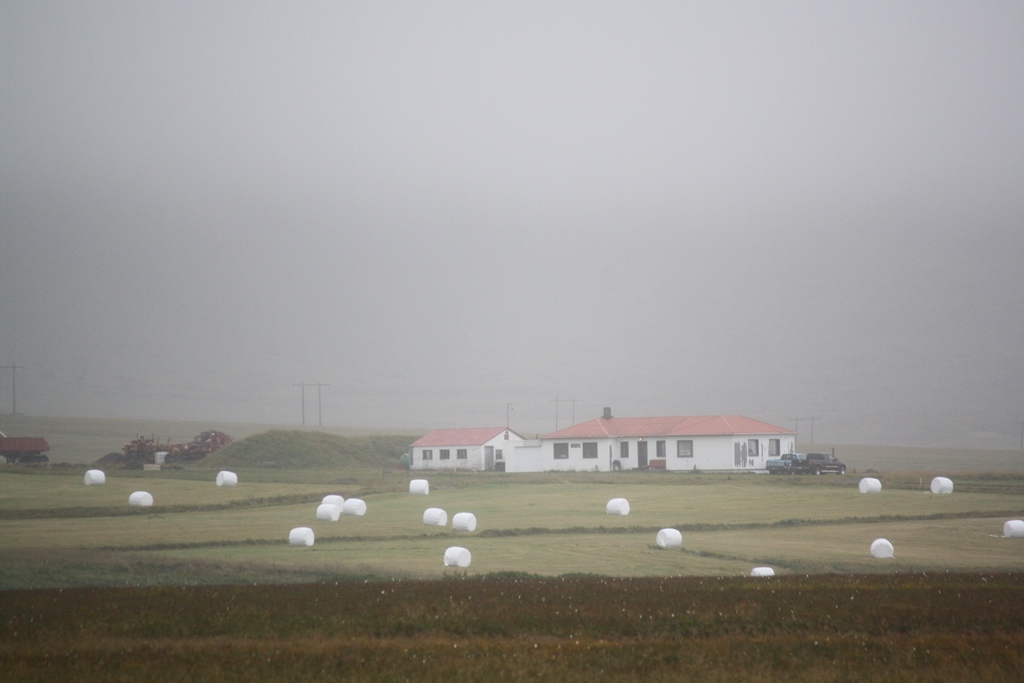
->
[1, 365, 24, 414]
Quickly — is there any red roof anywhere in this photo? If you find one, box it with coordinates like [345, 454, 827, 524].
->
[410, 427, 523, 448]
[543, 415, 793, 439]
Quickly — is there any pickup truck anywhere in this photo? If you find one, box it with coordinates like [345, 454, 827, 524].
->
[766, 452, 846, 475]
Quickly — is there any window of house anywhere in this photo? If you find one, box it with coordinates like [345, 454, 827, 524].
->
[422, 449, 433, 461]
[582, 442, 598, 459]
[677, 440, 693, 458]
[496, 449, 503, 460]
[656, 440, 666, 458]
[553, 443, 569, 459]
[440, 449, 450, 460]
[457, 448, 467, 460]
[768, 439, 780, 456]
[748, 439, 759, 457]
[620, 441, 629, 459]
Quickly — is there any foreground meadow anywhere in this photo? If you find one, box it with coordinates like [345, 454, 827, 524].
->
[2, 573, 1023, 682]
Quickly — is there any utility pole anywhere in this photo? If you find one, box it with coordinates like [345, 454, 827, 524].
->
[805, 417, 821, 444]
[550, 397, 576, 431]
[1, 365, 24, 414]
[506, 403, 513, 429]
[294, 382, 329, 426]
[790, 417, 800, 443]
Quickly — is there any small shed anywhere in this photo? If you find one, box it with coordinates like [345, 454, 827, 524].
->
[289, 527, 315, 546]
[870, 538, 894, 558]
[84, 469, 105, 486]
[1003, 520, 1024, 538]
[342, 498, 367, 516]
[409, 479, 429, 495]
[443, 546, 472, 568]
[656, 528, 682, 548]
[128, 491, 153, 507]
[423, 507, 448, 526]
[859, 477, 882, 494]
[316, 503, 341, 521]
[215, 471, 238, 487]
[452, 512, 477, 532]
[606, 498, 630, 515]
[930, 477, 953, 494]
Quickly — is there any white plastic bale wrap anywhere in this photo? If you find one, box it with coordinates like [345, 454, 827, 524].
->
[750, 567, 776, 577]
[128, 491, 153, 507]
[606, 498, 630, 516]
[342, 498, 367, 516]
[84, 470, 106, 486]
[1003, 520, 1024, 538]
[215, 471, 238, 487]
[289, 527, 315, 546]
[452, 512, 478, 532]
[870, 538, 895, 558]
[930, 476, 954, 494]
[656, 528, 683, 548]
[316, 503, 341, 521]
[858, 477, 882, 494]
[443, 546, 472, 568]
[423, 507, 448, 526]
[409, 479, 429, 495]
[322, 494, 345, 507]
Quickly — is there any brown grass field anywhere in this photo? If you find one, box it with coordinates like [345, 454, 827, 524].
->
[2, 415, 1024, 680]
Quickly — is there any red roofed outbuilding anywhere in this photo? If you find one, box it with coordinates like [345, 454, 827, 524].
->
[410, 426, 526, 471]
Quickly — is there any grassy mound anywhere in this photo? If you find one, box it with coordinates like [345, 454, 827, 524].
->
[201, 430, 417, 469]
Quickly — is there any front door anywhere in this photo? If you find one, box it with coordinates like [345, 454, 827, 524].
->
[484, 446, 494, 471]
[637, 440, 648, 469]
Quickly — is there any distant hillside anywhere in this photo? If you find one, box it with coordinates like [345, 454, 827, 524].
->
[202, 430, 418, 469]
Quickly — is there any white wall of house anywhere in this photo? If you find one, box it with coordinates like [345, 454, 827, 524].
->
[537, 434, 795, 472]
[505, 440, 542, 472]
[411, 433, 525, 471]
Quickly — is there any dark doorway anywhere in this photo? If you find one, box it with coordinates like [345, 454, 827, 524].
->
[637, 440, 648, 469]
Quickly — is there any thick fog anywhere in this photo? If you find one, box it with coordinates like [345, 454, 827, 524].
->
[2, 2, 1022, 447]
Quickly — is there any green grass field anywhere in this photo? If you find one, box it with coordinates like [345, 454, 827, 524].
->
[3, 462, 1023, 588]
[3, 416, 1024, 680]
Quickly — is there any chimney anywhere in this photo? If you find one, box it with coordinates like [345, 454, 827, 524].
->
[602, 407, 612, 420]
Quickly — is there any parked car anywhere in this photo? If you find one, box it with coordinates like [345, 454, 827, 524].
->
[766, 452, 847, 475]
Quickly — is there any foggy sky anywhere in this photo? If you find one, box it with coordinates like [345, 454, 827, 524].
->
[2, 1, 1022, 448]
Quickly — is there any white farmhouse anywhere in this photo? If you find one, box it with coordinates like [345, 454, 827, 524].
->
[409, 426, 525, 472]
[539, 408, 794, 472]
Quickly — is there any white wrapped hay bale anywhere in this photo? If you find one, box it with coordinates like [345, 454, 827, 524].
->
[443, 546, 472, 568]
[859, 477, 882, 494]
[84, 469, 106, 486]
[128, 491, 153, 507]
[215, 470, 238, 487]
[1003, 520, 1024, 538]
[322, 494, 344, 507]
[409, 479, 429, 495]
[316, 503, 341, 521]
[750, 567, 776, 577]
[423, 507, 448, 526]
[606, 498, 630, 516]
[870, 538, 894, 559]
[656, 528, 683, 548]
[930, 477, 953, 494]
[452, 512, 477, 532]
[342, 498, 367, 516]
[289, 527, 315, 546]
